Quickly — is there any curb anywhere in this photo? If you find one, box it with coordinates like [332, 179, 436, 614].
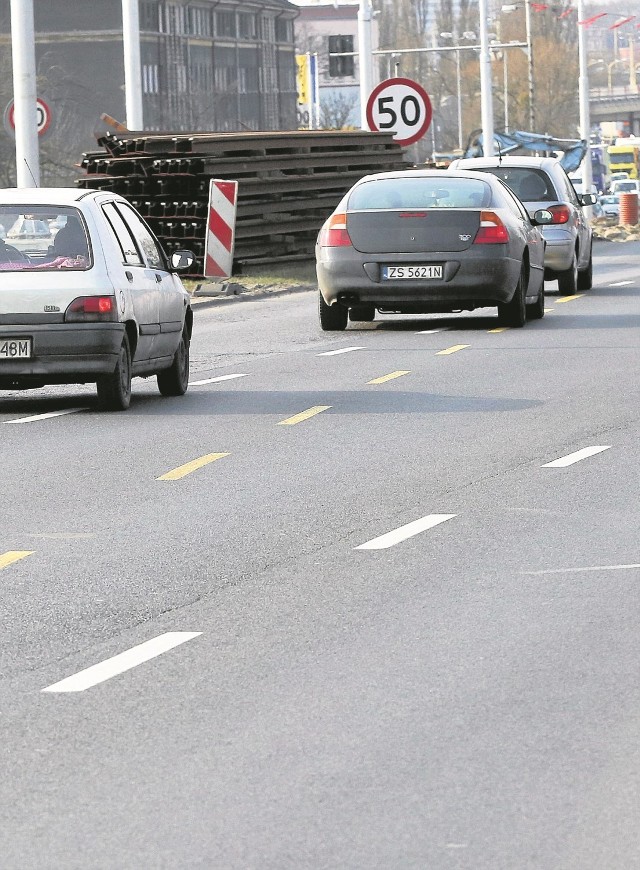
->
[190, 283, 316, 311]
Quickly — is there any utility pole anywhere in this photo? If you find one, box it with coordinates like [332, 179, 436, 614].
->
[577, 0, 593, 196]
[358, 0, 374, 129]
[478, 0, 495, 155]
[10, 0, 40, 187]
[524, 0, 535, 130]
[122, 0, 144, 130]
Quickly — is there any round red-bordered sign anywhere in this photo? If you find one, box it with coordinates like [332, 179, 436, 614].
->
[4, 97, 53, 138]
[366, 77, 432, 147]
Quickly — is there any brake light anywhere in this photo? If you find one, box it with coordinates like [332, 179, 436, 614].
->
[473, 211, 509, 244]
[319, 213, 352, 247]
[547, 204, 571, 224]
[65, 296, 117, 322]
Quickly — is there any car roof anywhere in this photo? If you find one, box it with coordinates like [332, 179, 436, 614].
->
[0, 187, 108, 206]
[452, 156, 561, 170]
[356, 168, 506, 184]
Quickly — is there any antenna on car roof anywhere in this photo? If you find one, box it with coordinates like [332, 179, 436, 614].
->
[497, 142, 503, 166]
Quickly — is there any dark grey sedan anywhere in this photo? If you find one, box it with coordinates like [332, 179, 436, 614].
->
[316, 169, 552, 330]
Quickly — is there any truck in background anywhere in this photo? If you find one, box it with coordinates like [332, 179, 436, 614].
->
[606, 138, 640, 180]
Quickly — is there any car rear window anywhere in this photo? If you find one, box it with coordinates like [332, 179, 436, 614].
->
[347, 177, 492, 211]
[0, 206, 92, 271]
[468, 167, 556, 202]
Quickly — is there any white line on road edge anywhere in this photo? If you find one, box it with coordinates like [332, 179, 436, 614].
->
[41, 632, 202, 693]
[541, 445, 611, 468]
[189, 374, 247, 386]
[317, 346, 365, 356]
[7, 408, 87, 424]
[356, 514, 456, 550]
[524, 563, 640, 576]
[416, 328, 449, 334]
[609, 281, 633, 287]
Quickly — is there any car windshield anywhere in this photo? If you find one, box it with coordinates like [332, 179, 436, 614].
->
[469, 167, 555, 202]
[0, 206, 91, 271]
[348, 177, 492, 211]
[614, 181, 637, 191]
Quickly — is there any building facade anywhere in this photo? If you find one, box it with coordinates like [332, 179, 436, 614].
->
[0, 0, 298, 181]
[293, 1, 379, 129]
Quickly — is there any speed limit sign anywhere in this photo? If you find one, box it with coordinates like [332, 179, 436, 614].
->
[3, 97, 53, 139]
[366, 78, 432, 147]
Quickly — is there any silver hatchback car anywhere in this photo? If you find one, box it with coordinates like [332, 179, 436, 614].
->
[449, 156, 596, 294]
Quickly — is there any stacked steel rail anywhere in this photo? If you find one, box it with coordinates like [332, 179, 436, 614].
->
[77, 130, 408, 275]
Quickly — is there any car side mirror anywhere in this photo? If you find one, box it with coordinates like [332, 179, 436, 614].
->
[170, 250, 196, 272]
[532, 209, 553, 225]
[580, 193, 597, 206]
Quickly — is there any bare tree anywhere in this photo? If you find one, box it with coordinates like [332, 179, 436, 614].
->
[320, 91, 359, 130]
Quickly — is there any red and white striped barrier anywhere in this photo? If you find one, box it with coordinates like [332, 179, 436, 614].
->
[204, 179, 238, 278]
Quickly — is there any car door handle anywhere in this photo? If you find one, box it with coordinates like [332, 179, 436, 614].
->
[155, 273, 162, 283]
[125, 271, 134, 282]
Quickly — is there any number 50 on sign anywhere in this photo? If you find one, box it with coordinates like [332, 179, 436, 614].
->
[366, 78, 432, 147]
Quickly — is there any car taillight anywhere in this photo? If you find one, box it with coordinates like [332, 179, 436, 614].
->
[65, 296, 117, 322]
[547, 205, 571, 224]
[319, 213, 352, 247]
[473, 211, 509, 244]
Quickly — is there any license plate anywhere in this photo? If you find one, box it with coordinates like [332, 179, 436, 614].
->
[382, 265, 443, 280]
[0, 338, 32, 359]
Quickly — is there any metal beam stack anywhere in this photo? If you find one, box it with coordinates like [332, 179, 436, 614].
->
[77, 129, 408, 276]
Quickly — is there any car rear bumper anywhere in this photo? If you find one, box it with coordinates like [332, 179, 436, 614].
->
[0, 322, 124, 387]
[317, 250, 521, 311]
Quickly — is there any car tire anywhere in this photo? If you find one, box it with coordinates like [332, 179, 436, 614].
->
[577, 243, 593, 290]
[498, 266, 527, 327]
[157, 329, 190, 397]
[349, 304, 376, 322]
[557, 250, 579, 295]
[96, 334, 132, 411]
[319, 291, 348, 331]
[526, 283, 545, 320]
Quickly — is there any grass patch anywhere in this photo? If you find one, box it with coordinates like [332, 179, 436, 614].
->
[184, 259, 316, 293]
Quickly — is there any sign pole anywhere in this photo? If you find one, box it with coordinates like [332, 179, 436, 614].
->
[122, 0, 143, 130]
[10, 0, 40, 187]
[358, 0, 374, 130]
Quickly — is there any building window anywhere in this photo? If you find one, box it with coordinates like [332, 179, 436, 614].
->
[275, 18, 293, 43]
[161, 3, 186, 35]
[188, 6, 212, 37]
[216, 10, 237, 38]
[328, 35, 355, 77]
[140, 1, 159, 32]
[143, 63, 159, 94]
[238, 12, 257, 39]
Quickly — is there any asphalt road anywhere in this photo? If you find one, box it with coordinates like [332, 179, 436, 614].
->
[1, 240, 639, 869]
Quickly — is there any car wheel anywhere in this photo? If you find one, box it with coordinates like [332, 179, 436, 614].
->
[349, 304, 376, 322]
[526, 283, 545, 320]
[319, 291, 348, 331]
[557, 250, 578, 295]
[498, 266, 527, 327]
[96, 334, 132, 411]
[577, 243, 593, 290]
[157, 329, 190, 397]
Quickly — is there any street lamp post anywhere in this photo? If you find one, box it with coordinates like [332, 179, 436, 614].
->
[10, 0, 40, 187]
[358, 0, 374, 130]
[502, 1, 534, 130]
[577, 0, 593, 195]
[478, 0, 495, 155]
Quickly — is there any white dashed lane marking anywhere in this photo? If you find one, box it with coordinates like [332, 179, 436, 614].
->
[6, 408, 88, 424]
[42, 632, 202, 693]
[317, 346, 366, 356]
[524, 563, 640, 576]
[541, 445, 611, 468]
[189, 374, 247, 386]
[356, 514, 457, 550]
[609, 281, 633, 287]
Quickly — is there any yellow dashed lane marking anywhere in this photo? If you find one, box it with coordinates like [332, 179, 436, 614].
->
[367, 371, 411, 384]
[487, 327, 509, 334]
[278, 406, 331, 426]
[157, 453, 230, 481]
[556, 294, 583, 304]
[436, 344, 470, 355]
[0, 551, 33, 570]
